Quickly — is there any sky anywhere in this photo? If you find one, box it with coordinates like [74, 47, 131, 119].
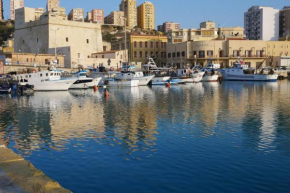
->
[3, 0, 289, 28]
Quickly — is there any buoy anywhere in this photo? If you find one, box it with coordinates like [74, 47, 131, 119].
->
[104, 89, 110, 97]
[165, 82, 171, 87]
[94, 85, 98, 92]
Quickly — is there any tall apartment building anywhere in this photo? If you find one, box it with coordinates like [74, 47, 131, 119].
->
[10, 0, 24, 20]
[92, 9, 104, 24]
[279, 6, 290, 40]
[244, 6, 279, 41]
[158, 22, 180, 33]
[119, 0, 137, 29]
[105, 11, 124, 26]
[47, 0, 59, 12]
[68, 8, 84, 22]
[0, 0, 3, 20]
[85, 12, 92, 22]
[137, 1, 155, 30]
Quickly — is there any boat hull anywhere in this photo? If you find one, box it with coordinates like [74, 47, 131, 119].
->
[221, 72, 278, 82]
[33, 79, 77, 91]
[134, 75, 155, 86]
[0, 88, 11, 94]
[152, 77, 171, 85]
[70, 78, 102, 89]
[108, 79, 139, 87]
[201, 75, 219, 82]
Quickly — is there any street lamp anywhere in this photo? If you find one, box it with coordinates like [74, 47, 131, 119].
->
[51, 28, 60, 64]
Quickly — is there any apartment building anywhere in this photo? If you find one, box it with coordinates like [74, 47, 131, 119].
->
[105, 11, 124, 26]
[137, 1, 155, 30]
[168, 21, 244, 44]
[119, 0, 137, 29]
[244, 6, 279, 41]
[10, 0, 24, 20]
[279, 6, 290, 40]
[167, 39, 290, 68]
[158, 22, 180, 33]
[92, 9, 104, 24]
[0, 0, 3, 20]
[68, 8, 84, 22]
[85, 12, 92, 22]
[47, 0, 59, 12]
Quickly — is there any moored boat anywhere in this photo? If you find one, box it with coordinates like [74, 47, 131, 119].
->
[70, 70, 101, 89]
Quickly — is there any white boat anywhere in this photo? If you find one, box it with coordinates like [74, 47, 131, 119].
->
[15, 69, 76, 91]
[171, 68, 204, 83]
[115, 71, 154, 86]
[107, 79, 139, 87]
[193, 64, 220, 82]
[201, 74, 219, 82]
[152, 76, 171, 85]
[220, 63, 278, 82]
[70, 70, 101, 89]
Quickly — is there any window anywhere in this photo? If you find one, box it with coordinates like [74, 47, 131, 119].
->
[156, 42, 159, 48]
[233, 50, 239, 57]
[161, 52, 163, 57]
[66, 37, 69, 42]
[23, 40, 25, 44]
[156, 52, 158, 57]
[177, 52, 181, 57]
[139, 41, 143, 48]
[139, 51, 143, 58]
[172, 53, 176, 58]
[40, 74, 43, 77]
[26, 58, 29, 62]
[51, 73, 53, 76]
[207, 50, 213, 56]
[182, 51, 185, 57]
[145, 42, 148, 48]
[145, 51, 148, 58]
[150, 52, 153, 57]
[134, 41, 137, 48]
[87, 39, 89, 43]
[46, 73, 48, 76]
[150, 42, 153, 48]
[199, 51, 205, 58]
[134, 51, 137, 58]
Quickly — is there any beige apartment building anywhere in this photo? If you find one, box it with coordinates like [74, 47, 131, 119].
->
[14, 7, 103, 68]
[0, 0, 3, 20]
[105, 11, 124, 26]
[92, 9, 104, 24]
[68, 8, 84, 22]
[137, 1, 155, 30]
[168, 21, 244, 44]
[167, 39, 290, 68]
[47, 0, 59, 12]
[120, 0, 137, 29]
[158, 22, 180, 33]
[280, 6, 290, 40]
[10, 0, 24, 20]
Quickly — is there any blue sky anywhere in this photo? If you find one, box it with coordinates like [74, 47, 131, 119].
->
[3, 0, 288, 28]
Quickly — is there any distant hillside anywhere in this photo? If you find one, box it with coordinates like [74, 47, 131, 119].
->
[0, 21, 14, 45]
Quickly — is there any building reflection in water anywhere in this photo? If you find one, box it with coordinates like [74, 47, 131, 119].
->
[0, 81, 290, 157]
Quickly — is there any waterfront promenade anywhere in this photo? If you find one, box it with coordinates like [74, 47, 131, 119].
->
[0, 145, 71, 193]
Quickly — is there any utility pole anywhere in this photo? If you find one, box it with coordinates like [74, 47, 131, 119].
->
[51, 28, 59, 64]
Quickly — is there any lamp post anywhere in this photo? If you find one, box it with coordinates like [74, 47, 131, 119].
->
[51, 28, 60, 64]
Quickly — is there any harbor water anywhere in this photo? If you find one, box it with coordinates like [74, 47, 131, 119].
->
[1, 81, 290, 193]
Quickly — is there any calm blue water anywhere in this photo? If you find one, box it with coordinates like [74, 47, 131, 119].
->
[1, 81, 290, 193]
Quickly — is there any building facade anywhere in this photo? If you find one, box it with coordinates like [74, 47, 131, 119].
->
[105, 11, 124, 26]
[168, 21, 244, 44]
[0, 0, 3, 20]
[119, 0, 137, 29]
[244, 6, 279, 41]
[47, 0, 59, 12]
[68, 8, 84, 22]
[10, 0, 24, 20]
[92, 9, 104, 24]
[158, 22, 180, 33]
[167, 39, 290, 68]
[137, 1, 155, 30]
[14, 7, 103, 68]
[279, 6, 290, 40]
[85, 12, 92, 22]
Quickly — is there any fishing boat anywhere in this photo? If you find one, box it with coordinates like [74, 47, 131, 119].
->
[193, 64, 219, 82]
[171, 67, 205, 84]
[0, 85, 11, 94]
[220, 62, 278, 82]
[107, 79, 139, 87]
[115, 71, 154, 86]
[143, 57, 171, 85]
[70, 70, 102, 89]
[15, 69, 77, 91]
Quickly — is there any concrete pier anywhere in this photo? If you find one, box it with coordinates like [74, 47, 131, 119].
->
[0, 145, 71, 193]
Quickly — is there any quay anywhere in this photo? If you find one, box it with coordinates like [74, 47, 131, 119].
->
[0, 145, 71, 193]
